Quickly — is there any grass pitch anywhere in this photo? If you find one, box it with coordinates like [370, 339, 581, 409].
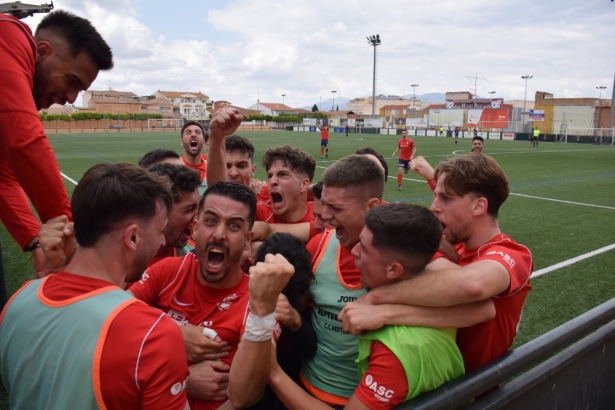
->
[1, 130, 614, 407]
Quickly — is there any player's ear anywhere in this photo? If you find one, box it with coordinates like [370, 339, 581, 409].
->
[36, 41, 52, 62]
[386, 261, 404, 280]
[472, 197, 488, 216]
[122, 223, 139, 251]
[366, 197, 380, 210]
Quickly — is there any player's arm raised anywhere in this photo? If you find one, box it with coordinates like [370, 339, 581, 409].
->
[226, 253, 294, 409]
[206, 107, 243, 187]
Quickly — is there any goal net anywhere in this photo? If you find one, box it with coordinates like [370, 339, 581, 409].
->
[147, 118, 184, 131]
[563, 127, 614, 145]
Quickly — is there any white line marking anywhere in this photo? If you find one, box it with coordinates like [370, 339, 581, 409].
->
[532, 243, 615, 278]
[509, 193, 615, 210]
[60, 172, 78, 186]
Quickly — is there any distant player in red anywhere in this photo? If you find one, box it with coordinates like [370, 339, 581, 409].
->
[180, 121, 208, 194]
[0, 11, 112, 273]
[1, 163, 189, 410]
[340, 154, 533, 376]
[392, 130, 416, 190]
[317, 123, 330, 159]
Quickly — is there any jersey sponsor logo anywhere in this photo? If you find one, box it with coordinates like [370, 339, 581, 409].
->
[198, 320, 213, 327]
[138, 271, 150, 284]
[218, 294, 238, 311]
[365, 374, 394, 402]
[170, 379, 187, 396]
[173, 294, 192, 307]
[485, 250, 516, 268]
[337, 295, 357, 304]
[167, 309, 188, 325]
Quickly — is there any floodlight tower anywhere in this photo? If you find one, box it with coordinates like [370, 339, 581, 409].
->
[597, 86, 606, 129]
[367, 34, 381, 116]
[521, 75, 533, 128]
[281, 94, 286, 113]
[411, 84, 419, 118]
[331, 90, 337, 112]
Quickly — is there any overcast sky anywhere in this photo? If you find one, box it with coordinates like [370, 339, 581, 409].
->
[21, 0, 615, 108]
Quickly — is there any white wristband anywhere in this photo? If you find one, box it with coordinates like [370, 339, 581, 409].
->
[243, 311, 275, 342]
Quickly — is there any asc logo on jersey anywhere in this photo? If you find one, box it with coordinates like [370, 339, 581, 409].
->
[364, 374, 394, 402]
[485, 250, 516, 268]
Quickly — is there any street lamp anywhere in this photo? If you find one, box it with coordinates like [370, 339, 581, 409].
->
[597, 86, 607, 130]
[488, 91, 496, 99]
[411, 84, 419, 118]
[366, 34, 381, 116]
[521, 75, 533, 129]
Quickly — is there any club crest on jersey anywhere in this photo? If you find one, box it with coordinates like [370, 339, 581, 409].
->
[218, 294, 238, 311]
[365, 374, 394, 402]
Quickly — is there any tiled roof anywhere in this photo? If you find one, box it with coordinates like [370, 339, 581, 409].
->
[157, 91, 209, 99]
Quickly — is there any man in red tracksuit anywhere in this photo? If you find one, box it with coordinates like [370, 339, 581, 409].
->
[0, 10, 113, 273]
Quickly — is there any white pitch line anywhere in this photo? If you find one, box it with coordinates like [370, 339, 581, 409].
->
[531, 243, 615, 278]
[60, 172, 78, 186]
[317, 165, 427, 183]
[509, 193, 615, 210]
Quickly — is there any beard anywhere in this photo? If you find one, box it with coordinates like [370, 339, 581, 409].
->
[196, 241, 244, 285]
[126, 250, 154, 283]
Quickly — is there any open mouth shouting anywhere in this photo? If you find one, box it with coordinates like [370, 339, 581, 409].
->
[204, 242, 229, 273]
[269, 191, 285, 212]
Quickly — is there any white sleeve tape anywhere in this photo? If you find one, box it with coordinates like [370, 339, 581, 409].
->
[243, 311, 276, 342]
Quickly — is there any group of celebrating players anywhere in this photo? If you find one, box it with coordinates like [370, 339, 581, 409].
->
[0, 9, 532, 410]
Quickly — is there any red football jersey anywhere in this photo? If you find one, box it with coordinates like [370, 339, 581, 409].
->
[397, 139, 415, 161]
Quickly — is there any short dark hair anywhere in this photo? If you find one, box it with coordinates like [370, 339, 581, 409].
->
[365, 203, 442, 276]
[148, 163, 200, 202]
[434, 154, 509, 217]
[312, 181, 323, 200]
[255, 233, 312, 312]
[138, 149, 180, 168]
[226, 135, 255, 163]
[36, 10, 113, 70]
[181, 121, 206, 141]
[72, 163, 173, 247]
[200, 182, 256, 228]
[472, 136, 484, 143]
[355, 147, 389, 183]
[322, 154, 384, 201]
[262, 145, 315, 182]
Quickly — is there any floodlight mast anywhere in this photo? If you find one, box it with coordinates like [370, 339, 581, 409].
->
[367, 34, 381, 116]
[521, 75, 533, 129]
[411, 84, 419, 118]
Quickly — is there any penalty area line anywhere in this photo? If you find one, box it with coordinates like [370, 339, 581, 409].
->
[532, 243, 615, 278]
[61, 172, 78, 186]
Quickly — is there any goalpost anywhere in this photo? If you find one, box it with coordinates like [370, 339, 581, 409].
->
[147, 118, 184, 131]
[563, 127, 614, 145]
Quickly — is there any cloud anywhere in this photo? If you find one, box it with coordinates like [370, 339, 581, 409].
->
[20, 0, 615, 108]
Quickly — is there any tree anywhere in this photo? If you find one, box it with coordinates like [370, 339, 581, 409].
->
[336, 104, 339, 111]
[312, 104, 319, 112]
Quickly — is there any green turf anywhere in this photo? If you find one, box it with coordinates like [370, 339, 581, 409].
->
[1, 130, 614, 407]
